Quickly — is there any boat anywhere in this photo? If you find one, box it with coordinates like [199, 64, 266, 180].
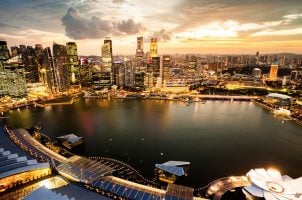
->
[273, 108, 291, 116]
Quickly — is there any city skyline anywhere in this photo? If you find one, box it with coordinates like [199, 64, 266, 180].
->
[0, 0, 302, 55]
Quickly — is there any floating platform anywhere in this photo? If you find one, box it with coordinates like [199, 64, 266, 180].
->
[56, 134, 84, 150]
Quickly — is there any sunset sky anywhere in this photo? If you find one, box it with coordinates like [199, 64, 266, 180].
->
[0, 0, 302, 55]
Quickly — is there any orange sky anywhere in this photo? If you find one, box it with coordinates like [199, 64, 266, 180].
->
[0, 0, 301, 55]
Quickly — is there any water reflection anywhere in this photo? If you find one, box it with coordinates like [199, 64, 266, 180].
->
[6, 99, 302, 187]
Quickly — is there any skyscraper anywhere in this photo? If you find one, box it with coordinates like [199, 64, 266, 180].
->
[150, 38, 158, 58]
[0, 41, 10, 60]
[102, 42, 112, 71]
[100, 38, 113, 87]
[18, 45, 40, 83]
[269, 64, 278, 80]
[41, 47, 56, 91]
[162, 55, 171, 83]
[53, 42, 70, 92]
[66, 42, 79, 84]
[124, 60, 134, 88]
[135, 36, 145, 72]
[136, 36, 144, 59]
[66, 42, 78, 65]
[104, 37, 113, 59]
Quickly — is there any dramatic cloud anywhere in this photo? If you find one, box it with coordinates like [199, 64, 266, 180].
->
[115, 19, 144, 35]
[147, 29, 172, 42]
[61, 7, 143, 39]
[1, 0, 302, 54]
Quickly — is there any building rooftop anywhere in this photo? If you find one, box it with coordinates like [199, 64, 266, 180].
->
[0, 127, 50, 179]
[57, 134, 83, 144]
[155, 160, 190, 177]
[266, 93, 291, 100]
[244, 168, 302, 200]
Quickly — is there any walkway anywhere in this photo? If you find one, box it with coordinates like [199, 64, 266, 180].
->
[204, 176, 250, 200]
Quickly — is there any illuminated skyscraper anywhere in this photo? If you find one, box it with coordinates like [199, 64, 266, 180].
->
[135, 36, 145, 72]
[102, 42, 112, 71]
[18, 45, 39, 83]
[150, 38, 158, 58]
[0, 41, 10, 60]
[104, 37, 113, 59]
[98, 38, 113, 88]
[136, 36, 144, 59]
[53, 42, 70, 92]
[66, 42, 79, 84]
[0, 55, 27, 97]
[269, 64, 278, 80]
[41, 47, 55, 91]
[125, 60, 134, 88]
[162, 55, 171, 83]
[66, 42, 78, 65]
[113, 61, 125, 88]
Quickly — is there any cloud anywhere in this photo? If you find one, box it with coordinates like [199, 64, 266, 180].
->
[112, 0, 126, 4]
[115, 19, 144, 35]
[251, 28, 302, 36]
[61, 7, 143, 39]
[147, 29, 172, 42]
[0, 22, 20, 29]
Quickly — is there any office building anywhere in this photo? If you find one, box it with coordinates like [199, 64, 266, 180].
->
[53, 43, 70, 92]
[113, 61, 125, 88]
[0, 56, 27, 97]
[66, 42, 79, 84]
[135, 36, 145, 72]
[41, 47, 56, 91]
[125, 60, 134, 88]
[252, 68, 262, 78]
[11, 46, 20, 57]
[100, 38, 113, 87]
[269, 64, 278, 80]
[136, 36, 144, 59]
[162, 55, 171, 84]
[0, 41, 10, 60]
[150, 38, 158, 58]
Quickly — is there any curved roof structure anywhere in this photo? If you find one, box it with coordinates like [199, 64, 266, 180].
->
[0, 127, 50, 179]
[266, 93, 291, 100]
[155, 161, 190, 177]
[244, 168, 302, 200]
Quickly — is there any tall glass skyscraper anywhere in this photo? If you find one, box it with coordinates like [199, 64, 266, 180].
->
[150, 38, 158, 58]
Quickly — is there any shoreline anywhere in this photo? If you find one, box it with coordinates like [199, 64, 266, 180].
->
[252, 99, 302, 126]
[2, 95, 302, 127]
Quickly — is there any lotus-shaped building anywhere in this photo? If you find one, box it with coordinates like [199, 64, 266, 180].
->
[244, 168, 302, 200]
